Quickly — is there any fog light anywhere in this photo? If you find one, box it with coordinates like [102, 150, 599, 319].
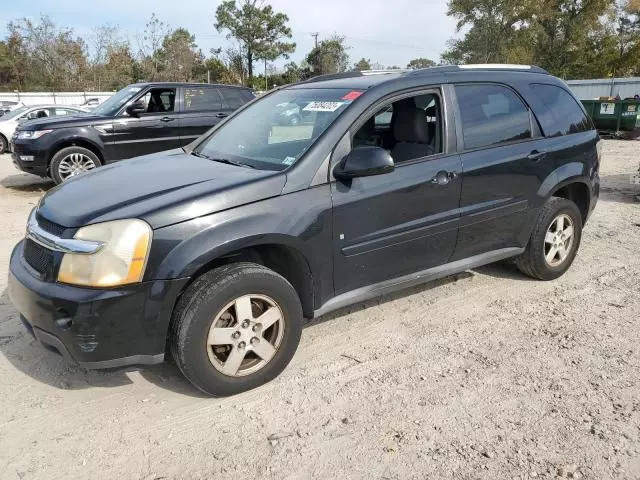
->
[20, 155, 34, 162]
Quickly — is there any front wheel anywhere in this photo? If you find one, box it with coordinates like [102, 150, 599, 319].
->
[50, 146, 101, 184]
[516, 197, 583, 280]
[170, 262, 303, 396]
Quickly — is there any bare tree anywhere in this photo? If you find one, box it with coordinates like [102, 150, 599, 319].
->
[136, 13, 171, 81]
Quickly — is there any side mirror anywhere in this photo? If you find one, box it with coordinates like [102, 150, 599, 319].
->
[126, 101, 146, 117]
[333, 146, 395, 180]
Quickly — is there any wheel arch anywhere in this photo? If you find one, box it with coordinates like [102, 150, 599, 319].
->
[549, 181, 591, 225]
[170, 235, 316, 319]
[537, 162, 593, 225]
[49, 137, 105, 167]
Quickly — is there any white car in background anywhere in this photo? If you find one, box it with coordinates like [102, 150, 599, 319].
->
[77, 97, 104, 110]
[0, 100, 25, 114]
[0, 105, 87, 154]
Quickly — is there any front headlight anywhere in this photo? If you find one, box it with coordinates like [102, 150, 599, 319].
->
[58, 219, 152, 287]
[17, 129, 53, 140]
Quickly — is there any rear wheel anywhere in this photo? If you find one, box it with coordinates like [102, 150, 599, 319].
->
[516, 197, 583, 280]
[50, 146, 101, 184]
[170, 262, 303, 396]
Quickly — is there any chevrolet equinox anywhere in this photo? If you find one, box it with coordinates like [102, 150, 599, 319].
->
[9, 65, 601, 396]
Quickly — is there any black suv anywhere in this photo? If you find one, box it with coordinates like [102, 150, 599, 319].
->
[8, 65, 600, 396]
[11, 82, 254, 184]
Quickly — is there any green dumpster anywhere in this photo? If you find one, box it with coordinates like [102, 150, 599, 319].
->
[581, 99, 640, 138]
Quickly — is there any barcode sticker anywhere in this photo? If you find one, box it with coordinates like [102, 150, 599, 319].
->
[303, 101, 345, 112]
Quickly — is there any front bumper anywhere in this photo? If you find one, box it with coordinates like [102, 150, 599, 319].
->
[8, 241, 189, 369]
[11, 140, 49, 176]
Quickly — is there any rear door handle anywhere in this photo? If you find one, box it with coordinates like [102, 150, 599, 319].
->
[161, 116, 175, 123]
[430, 170, 458, 185]
[215, 113, 229, 118]
[527, 150, 546, 162]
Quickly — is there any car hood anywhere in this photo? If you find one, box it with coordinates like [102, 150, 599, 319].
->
[38, 149, 286, 229]
[21, 113, 104, 130]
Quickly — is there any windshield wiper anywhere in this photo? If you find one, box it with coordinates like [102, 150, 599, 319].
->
[191, 151, 255, 169]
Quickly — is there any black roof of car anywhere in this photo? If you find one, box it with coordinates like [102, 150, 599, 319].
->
[289, 64, 551, 90]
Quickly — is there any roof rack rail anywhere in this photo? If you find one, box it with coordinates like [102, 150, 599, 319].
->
[300, 72, 364, 84]
[359, 69, 408, 75]
[300, 69, 404, 84]
[457, 64, 549, 74]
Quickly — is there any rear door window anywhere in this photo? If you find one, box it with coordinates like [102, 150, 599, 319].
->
[54, 108, 75, 116]
[529, 83, 593, 137]
[219, 88, 246, 109]
[455, 84, 533, 150]
[184, 87, 223, 112]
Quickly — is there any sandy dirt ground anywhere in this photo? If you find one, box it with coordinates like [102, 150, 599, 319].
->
[0, 141, 639, 480]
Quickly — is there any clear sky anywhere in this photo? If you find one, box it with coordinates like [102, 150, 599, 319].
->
[1, 0, 459, 69]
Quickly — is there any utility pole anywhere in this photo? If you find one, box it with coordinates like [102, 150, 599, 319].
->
[311, 32, 319, 49]
[265, 58, 268, 91]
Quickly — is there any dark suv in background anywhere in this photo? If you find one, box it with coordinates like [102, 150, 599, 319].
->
[9, 65, 600, 396]
[11, 82, 254, 183]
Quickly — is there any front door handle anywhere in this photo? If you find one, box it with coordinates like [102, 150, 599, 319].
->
[161, 116, 175, 123]
[527, 150, 546, 162]
[215, 113, 229, 118]
[430, 170, 458, 185]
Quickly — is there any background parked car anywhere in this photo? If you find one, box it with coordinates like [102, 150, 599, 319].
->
[0, 100, 25, 117]
[12, 82, 255, 183]
[0, 105, 87, 154]
[77, 97, 103, 110]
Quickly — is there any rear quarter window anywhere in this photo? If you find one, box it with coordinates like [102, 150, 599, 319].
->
[184, 87, 223, 112]
[220, 88, 247, 109]
[455, 84, 533, 150]
[529, 83, 593, 137]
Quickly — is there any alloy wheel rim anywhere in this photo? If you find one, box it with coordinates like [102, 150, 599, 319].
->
[544, 214, 575, 267]
[206, 294, 285, 377]
[58, 153, 97, 180]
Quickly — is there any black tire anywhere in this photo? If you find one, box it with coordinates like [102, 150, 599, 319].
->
[516, 197, 583, 281]
[0, 134, 7, 154]
[170, 262, 303, 396]
[50, 146, 102, 184]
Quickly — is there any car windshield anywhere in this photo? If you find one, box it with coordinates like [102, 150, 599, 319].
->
[92, 86, 142, 116]
[1, 106, 29, 121]
[194, 88, 361, 171]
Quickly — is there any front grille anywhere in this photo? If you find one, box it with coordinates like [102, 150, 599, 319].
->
[23, 238, 55, 275]
[36, 214, 66, 236]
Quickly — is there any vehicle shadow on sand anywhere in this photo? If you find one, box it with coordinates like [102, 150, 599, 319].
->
[599, 173, 639, 204]
[0, 172, 54, 193]
[0, 289, 208, 398]
[1, 262, 526, 397]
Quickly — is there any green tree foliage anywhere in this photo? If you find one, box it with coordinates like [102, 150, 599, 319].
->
[215, 0, 295, 83]
[7, 16, 89, 90]
[306, 35, 350, 75]
[353, 58, 372, 71]
[0, 32, 28, 88]
[156, 28, 200, 82]
[407, 58, 436, 69]
[443, 0, 640, 78]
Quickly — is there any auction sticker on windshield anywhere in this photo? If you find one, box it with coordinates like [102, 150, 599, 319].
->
[303, 101, 345, 112]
